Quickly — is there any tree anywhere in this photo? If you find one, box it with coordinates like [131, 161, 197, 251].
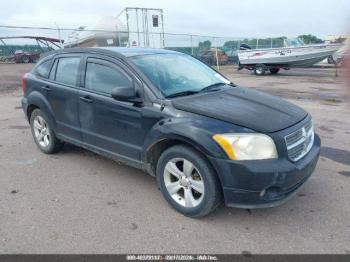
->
[198, 40, 212, 50]
[223, 40, 238, 48]
[298, 34, 324, 44]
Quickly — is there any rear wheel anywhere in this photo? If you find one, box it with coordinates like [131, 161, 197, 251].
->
[254, 64, 267, 75]
[270, 68, 280, 74]
[22, 56, 30, 63]
[156, 145, 222, 218]
[30, 109, 63, 154]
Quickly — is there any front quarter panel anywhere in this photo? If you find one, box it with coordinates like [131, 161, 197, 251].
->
[142, 114, 254, 162]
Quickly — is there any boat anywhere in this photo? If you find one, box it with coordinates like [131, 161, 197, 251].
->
[238, 38, 341, 75]
[64, 16, 129, 48]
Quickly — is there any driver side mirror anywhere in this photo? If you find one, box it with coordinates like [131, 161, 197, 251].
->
[111, 85, 142, 104]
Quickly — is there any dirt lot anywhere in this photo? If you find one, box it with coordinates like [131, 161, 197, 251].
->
[0, 63, 349, 254]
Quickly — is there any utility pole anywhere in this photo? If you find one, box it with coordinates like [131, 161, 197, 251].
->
[54, 22, 62, 48]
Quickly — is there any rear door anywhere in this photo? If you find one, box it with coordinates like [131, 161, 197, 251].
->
[78, 56, 144, 161]
[45, 54, 83, 141]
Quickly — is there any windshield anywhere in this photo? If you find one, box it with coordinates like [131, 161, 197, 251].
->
[284, 38, 306, 47]
[131, 53, 230, 97]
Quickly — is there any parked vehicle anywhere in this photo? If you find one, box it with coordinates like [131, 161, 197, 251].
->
[238, 38, 340, 75]
[198, 48, 229, 65]
[64, 16, 128, 48]
[225, 49, 239, 64]
[21, 47, 320, 217]
[331, 41, 349, 67]
[14, 50, 40, 63]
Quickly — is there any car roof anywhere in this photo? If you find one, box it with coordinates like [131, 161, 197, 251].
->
[98, 47, 180, 57]
[43, 47, 180, 59]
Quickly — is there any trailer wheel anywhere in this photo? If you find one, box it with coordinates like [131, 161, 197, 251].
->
[270, 68, 280, 74]
[254, 64, 267, 76]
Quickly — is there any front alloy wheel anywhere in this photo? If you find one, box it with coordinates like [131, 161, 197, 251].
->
[157, 145, 222, 217]
[164, 158, 205, 208]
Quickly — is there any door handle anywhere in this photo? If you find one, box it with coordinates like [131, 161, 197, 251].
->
[79, 96, 93, 103]
[41, 86, 51, 92]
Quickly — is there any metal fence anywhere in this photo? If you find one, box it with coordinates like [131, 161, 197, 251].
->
[0, 25, 287, 70]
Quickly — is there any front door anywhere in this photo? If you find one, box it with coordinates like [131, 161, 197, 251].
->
[78, 57, 144, 161]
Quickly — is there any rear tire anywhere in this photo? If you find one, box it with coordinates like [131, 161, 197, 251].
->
[270, 68, 280, 74]
[254, 64, 267, 75]
[156, 145, 222, 218]
[30, 109, 63, 154]
[22, 56, 30, 63]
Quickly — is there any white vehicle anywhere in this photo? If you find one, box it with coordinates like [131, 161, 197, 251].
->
[238, 38, 341, 75]
[64, 16, 129, 48]
[331, 39, 348, 66]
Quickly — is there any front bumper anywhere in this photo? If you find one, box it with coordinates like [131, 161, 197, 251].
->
[209, 134, 321, 209]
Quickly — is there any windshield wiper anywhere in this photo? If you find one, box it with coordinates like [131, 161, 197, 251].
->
[165, 90, 199, 98]
[199, 82, 227, 93]
[166, 82, 235, 98]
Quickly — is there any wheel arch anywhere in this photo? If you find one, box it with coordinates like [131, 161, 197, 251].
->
[149, 138, 225, 214]
[146, 137, 206, 173]
[26, 104, 40, 121]
[25, 91, 56, 130]
[145, 136, 224, 192]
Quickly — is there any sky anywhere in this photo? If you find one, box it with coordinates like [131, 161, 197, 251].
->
[0, 0, 349, 40]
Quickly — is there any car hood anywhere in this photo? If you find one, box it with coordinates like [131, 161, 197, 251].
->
[171, 87, 307, 133]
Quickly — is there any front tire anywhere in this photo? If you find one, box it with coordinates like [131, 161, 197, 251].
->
[30, 109, 63, 154]
[156, 145, 222, 218]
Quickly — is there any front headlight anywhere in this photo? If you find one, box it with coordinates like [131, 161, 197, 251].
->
[213, 133, 278, 160]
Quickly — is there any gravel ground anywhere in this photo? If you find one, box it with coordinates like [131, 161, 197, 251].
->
[0, 63, 349, 254]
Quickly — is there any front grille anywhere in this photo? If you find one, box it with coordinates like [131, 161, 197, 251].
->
[285, 121, 314, 162]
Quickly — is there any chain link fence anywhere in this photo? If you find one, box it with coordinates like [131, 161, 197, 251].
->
[0, 25, 287, 70]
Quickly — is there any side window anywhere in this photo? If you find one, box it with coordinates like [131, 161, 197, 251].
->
[34, 60, 52, 78]
[85, 61, 131, 94]
[55, 57, 81, 86]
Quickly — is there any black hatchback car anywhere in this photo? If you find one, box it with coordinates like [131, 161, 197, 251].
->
[22, 47, 320, 217]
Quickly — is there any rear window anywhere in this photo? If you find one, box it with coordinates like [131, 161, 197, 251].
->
[34, 60, 52, 78]
[54, 57, 80, 86]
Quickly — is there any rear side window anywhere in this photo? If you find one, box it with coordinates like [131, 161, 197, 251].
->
[49, 59, 58, 80]
[85, 62, 131, 94]
[34, 60, 51, 78]
[55, 57, 80, 86]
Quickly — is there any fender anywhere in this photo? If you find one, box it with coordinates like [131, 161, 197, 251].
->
[25, 90, 57, 131]
[142, 117, 229, 163]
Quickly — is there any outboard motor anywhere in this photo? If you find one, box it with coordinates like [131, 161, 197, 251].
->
[238, 44, 252, 70]
[239, 43, 252, 50]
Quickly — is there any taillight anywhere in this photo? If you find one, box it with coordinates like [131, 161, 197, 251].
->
[22, 74, 28, 94]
